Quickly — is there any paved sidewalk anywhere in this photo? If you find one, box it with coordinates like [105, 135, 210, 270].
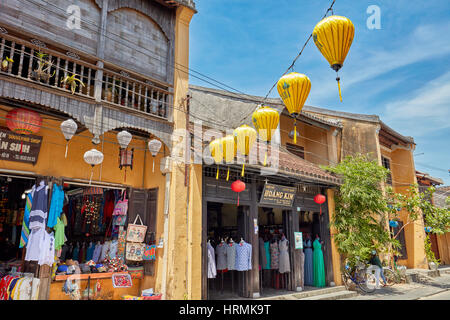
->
[342, 274, 450, 300]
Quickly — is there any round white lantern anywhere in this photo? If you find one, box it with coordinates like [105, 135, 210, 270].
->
[117, 130, 132, 149]
[148, 139, 162, 173]
[60, 119, 78, 158]
[83, 149, 104, 184]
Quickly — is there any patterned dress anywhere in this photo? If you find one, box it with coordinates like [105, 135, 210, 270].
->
[270, 241, 279, 270]
[278, 239, 290, 273]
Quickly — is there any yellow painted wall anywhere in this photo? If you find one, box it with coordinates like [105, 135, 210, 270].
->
[279, 114, 330, 166]
[326, 188, 342, 285]
[390, 147, 428, 269]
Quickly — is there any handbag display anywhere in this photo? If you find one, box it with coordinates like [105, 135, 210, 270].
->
[113, 214, 126, 226]
[113, 191, 128, 216]
[126, 215, 147, 243]
[142, 244, 156, 261]
[125, 242, 145, 261]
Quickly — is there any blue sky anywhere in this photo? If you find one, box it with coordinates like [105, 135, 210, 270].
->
[189, 0, 450, 185]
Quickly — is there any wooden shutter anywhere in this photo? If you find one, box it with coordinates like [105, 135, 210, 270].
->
[144, 188, 158, 276]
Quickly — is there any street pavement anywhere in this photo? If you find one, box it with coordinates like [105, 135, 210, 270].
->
[342, 273, 450, 300]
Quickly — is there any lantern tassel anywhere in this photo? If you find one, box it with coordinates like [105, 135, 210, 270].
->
[336, 76, 343, 102]
[20, 141, 23, 154]
[65, 142, 69, 158]
[241, 163, 245, 177]
[294, 121, 297, 144]
[124, 167, 127, 183]
[216, 165, 219, 180]
[89, 169, 93, 185]
[226, 167, 230, 181]
[152, 159, 155, 173]
[264, 151, 267, 167]
[237, 194, 240, 207]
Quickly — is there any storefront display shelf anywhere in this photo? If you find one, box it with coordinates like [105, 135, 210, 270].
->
[54, 271, 129, 281]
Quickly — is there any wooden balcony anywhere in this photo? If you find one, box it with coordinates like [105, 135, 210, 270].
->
[0, 32, 172, 121]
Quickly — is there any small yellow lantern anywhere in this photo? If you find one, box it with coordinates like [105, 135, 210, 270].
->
[222, 135, 236, 181]
[252, 106, 279, 166]
[233, 125, 257, 177]
[277, 73, 311, 144]
[209, 138, 223, 180]
[312, 15, 355, 102]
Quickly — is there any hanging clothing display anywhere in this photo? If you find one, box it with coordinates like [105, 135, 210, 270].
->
[47, 184, 64, 228]
[263, 241, 271, 270]
[304, 239, 313, 286]
[226, 241, 237, 271]
[269, 241, 279, 270]
[207, 242, 216, 278]
[25, 228, 45, 261]
[28, 181, 48, 230]
[54, 217, 66, 252]
[215, 242, 227, 271]
[278, 238, 290, 274]
[19, 193, 32, 248]
[235, 241, 252, 271]
[313, 238, 326, 288]
[258, 237, 267, 270]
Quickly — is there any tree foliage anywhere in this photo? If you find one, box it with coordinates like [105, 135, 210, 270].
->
[323, 154, 399, 267]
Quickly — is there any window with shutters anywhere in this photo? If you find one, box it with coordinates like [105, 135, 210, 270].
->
[286, 143, 305, 159]
[382, 156, 392, 185]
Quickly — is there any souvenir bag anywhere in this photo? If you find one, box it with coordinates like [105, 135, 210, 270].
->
[116, 227, 127, 262]
[126, 215, 147, 243]
[113, 214, 126, 226]
[125, 242, 145, 261]
[113, 191, 128, 216]
[112, 273, 132, 288]
[142, 244, 156, 261]
[127, 266, 144, 279]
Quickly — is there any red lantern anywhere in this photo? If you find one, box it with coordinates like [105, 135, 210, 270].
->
[6, 108, 42, 135]
[6, 108, 42, 153]
[231, 180, 246, 206]
[314, 194, 326, 215]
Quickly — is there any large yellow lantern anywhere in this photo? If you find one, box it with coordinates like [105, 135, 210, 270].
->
[276, 73, 311, 144]
[312, 15, 355, 102]
[222, 135, 236, 181]
[209, 137, 223, 180]
[252, 106, 280, 166]
[233, 125, 257, 177]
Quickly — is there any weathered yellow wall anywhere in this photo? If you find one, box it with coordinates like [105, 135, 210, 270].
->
[326, 188, 342, 285]
[279, 114, 329, 166]
[163, 5, 197, 300]
[391, 147, 428, 269]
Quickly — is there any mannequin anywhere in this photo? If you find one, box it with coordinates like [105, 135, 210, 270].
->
[313, 234, 326, 288]
[304, 233, 313, 286]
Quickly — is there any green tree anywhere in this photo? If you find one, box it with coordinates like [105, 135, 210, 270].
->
[323, 154, 400, 268]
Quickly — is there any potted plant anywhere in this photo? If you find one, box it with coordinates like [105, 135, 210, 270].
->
[61, 73, 85, 94]
[1, 57, 14, 71]
[31, 52, 55, 82]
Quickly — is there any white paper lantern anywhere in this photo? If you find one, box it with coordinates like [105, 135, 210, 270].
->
[60, 119, 78, 158]
[117, 130, 132, 149]
[148, 139, 162, 173]
[83, 149, 104, 184]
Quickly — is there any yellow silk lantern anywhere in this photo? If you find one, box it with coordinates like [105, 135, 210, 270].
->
[233, 125, 257, 177]
[276, 73, 311, 144]
[312, 15, 355, 102]
[209, 138, 223, 180]
[252, 106, 280, 166]
[222, 135, 237, 181]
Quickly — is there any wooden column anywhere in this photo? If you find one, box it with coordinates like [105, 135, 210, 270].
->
[249, 180, 260, 298]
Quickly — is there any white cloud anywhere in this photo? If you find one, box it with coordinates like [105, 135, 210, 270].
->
[382, 71, 450, 136]
[309, 22, 450, 103]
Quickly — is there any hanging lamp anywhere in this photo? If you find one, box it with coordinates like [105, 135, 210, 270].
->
[60, 119, 78, 158]
[277, 73, 311, 144]
[312, 15, 355, 102]
[148, 139, 162, 173]
[83, 149, 104, 184]
[233, 125, 257, 177]
[209, 138, 223, 180]
[252, 106, 279, 166]
[222, 135, 236, 181]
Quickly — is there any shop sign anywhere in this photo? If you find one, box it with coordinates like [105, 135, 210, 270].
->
[259, 183, 296, 207]
[294, 232, 303, 249]
[0, 128, 42, 165]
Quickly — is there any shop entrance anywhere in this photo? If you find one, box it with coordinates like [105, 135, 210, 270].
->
[0, 174, 36, 275]
[206, 201, 251, 300]
[257, 207, 292, 296]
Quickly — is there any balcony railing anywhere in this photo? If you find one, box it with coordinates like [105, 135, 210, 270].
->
[0, 32, 171, 120]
